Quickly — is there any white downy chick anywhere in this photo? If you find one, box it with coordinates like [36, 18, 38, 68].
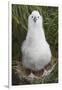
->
[21, 11, 51, 72]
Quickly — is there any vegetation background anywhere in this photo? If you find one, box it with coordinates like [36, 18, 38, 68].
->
[12, 4, 58, 85]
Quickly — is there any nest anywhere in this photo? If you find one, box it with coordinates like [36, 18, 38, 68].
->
[12, 57, 58, 85]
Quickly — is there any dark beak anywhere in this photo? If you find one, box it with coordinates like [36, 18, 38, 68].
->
[33, 17, 37, 22]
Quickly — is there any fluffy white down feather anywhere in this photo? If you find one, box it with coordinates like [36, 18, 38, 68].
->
[21, 11, 51, 71]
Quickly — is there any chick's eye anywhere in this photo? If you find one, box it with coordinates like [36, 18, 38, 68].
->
[32, 16, 33, 18]
[38, 16, 39, 18]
